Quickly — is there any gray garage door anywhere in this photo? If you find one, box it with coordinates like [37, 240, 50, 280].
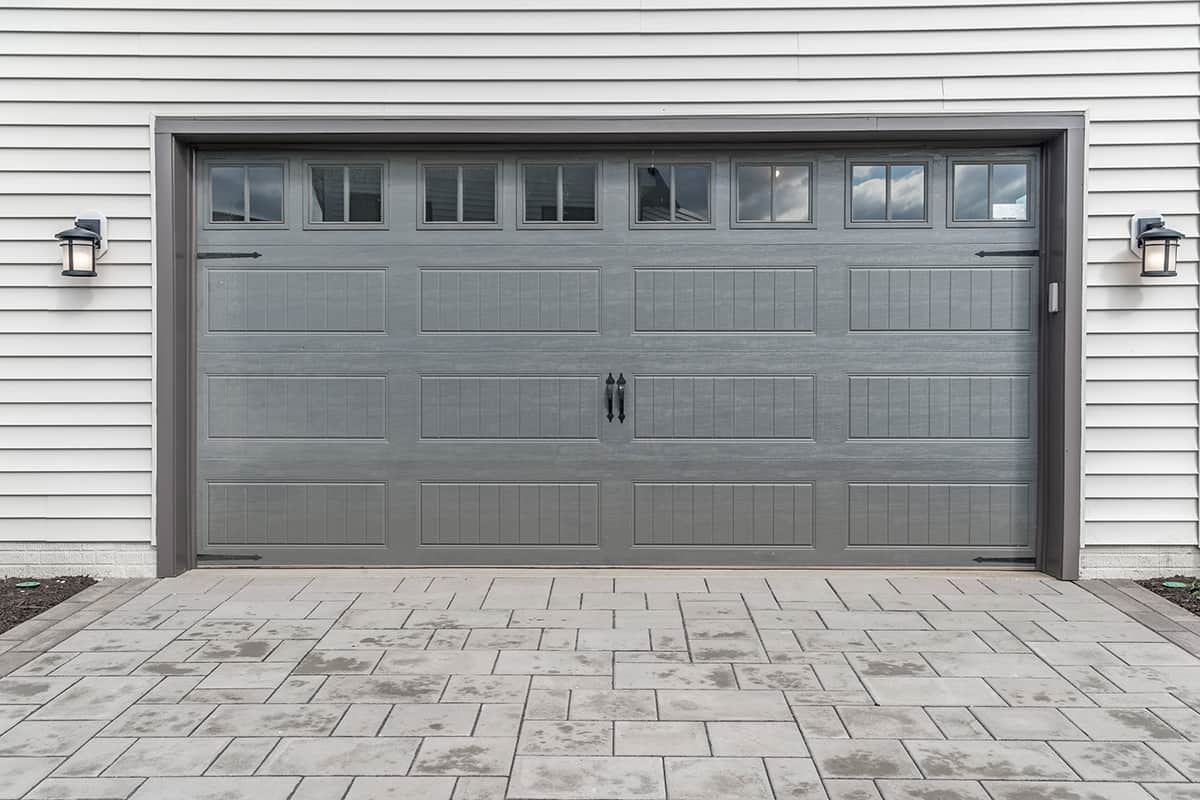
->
[194, 146, 1039, 567]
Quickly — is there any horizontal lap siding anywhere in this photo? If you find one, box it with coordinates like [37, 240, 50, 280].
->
[0, 2, 1195, 552]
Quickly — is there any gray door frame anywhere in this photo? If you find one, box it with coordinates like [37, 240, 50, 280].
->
[153, 113, 1086, 579]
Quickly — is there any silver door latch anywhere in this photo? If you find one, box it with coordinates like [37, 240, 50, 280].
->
[1047, 282, 1060, 314]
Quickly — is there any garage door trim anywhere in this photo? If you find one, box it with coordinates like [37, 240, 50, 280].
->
[153, 113, 1086, 579]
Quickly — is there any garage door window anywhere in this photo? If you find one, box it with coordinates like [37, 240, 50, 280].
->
[308, 163, 384, 225]
[734, 162, 814, 226]
[209, 164, 285, 225]
[521, 163, 599, 226]
[848, 162, 928, 225]
[633, 163, 711, 225]
[951, 160, 1031, 223]
[421, 163, 500, 227]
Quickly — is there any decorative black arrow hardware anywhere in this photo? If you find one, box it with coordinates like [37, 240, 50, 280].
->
[972, 556, 1036, 564]
[605, 373, 615, 422]
[197, 251, 263, 260]
[975, 249, 1039, 258]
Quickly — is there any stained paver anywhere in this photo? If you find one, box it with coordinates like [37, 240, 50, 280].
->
[0, 570, 1198, 799]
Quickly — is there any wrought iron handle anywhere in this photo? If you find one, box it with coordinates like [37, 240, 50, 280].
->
[605, 373, 615, 422]
[616, 373, 626, 423]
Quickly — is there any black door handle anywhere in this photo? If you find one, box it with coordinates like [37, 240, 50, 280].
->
[605, 373, 615, 422]
[616, 373, 626, 423]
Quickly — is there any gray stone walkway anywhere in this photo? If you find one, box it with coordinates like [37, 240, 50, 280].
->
[1, 570, 1199, 799]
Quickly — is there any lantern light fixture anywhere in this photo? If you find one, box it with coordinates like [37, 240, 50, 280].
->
[55, 212, 106, 277]
[1130, 211, 1184, 278]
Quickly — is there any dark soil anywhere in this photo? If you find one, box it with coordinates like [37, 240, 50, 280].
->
[1137, 575, 1200, 616]
[0, 576, 97, 635]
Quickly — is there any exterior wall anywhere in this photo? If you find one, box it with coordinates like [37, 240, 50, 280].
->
[0, 1, 1196, 578]
[0, 542, 155, 579]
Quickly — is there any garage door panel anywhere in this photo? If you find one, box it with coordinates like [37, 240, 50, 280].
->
[847, 374, 1031, 440]
[419, 375, 601, 440]
[848, 265, 1034, 332]
[420, 482, 600, 547]
[420, 268, 601, 333]
[206, 267, 388, 333]
[631, 375, 815, 440]
[846, 482, 1032, 548]
[206, 374, 388, 440]
[203, 480, 388, 548]
[633, 267, 816, 332]
[631, 482, 815, 547]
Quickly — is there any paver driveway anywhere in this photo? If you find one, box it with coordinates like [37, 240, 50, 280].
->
[1, 570, 1199, 799]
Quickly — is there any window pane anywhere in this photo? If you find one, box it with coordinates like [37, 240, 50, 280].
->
[851, 165, 886, 221]
[889, 164, 926, 221]
[524, 165, 558, 222]
[736, 165, 771, 222]
[673, 165, 709, 223]
[637, 166, 671, 222]
[246, 165, 283, 223]
[211, 166, 245, 222]
[346, 166, 382, 223]
[424, 166, 458, 222]
[310, 166, 345, 223]
[953, 164, 989, 220]
[561, 164, 597, 222]
[991, 163, 1028, 220]
[461, 165, 496, 222]
[773, 165, 811, 222]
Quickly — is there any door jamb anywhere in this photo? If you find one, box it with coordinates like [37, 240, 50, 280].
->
[153, 113, 1085, 578]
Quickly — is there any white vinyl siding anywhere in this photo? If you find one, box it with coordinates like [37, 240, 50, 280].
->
[0, 1, 1196, 562]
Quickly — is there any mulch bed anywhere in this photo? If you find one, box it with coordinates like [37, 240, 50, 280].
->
[1136, 575, 1200, 616]
[0, 576, 97, 635]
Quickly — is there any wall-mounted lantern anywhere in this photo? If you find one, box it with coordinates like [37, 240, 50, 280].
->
[1131, 212, 1184, 278]
[55, 213, 106, 277]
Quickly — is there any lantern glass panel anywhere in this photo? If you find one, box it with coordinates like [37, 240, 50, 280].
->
[62, 239, 94, 273]
[1142, 239, 1179, 275]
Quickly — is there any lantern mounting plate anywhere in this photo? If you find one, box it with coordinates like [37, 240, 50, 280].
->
[1130, 210, 1171, 256]
[74, 212, 108, 259]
